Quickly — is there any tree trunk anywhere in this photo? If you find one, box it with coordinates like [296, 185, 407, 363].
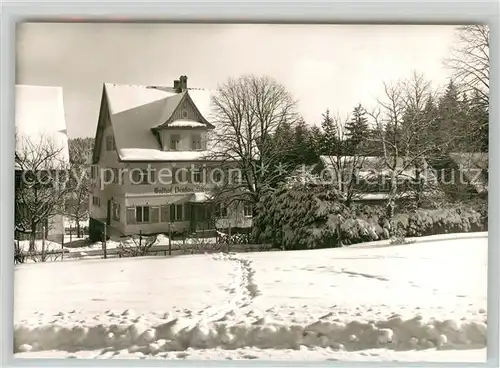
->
[76, 219, 81, 238]
[29, 220, 36, 252]
[385, 172, 398, 236]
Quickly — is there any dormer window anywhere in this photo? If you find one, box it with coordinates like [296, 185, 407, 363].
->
[191, 133, 202, 150]
[170, 134, 180, 150]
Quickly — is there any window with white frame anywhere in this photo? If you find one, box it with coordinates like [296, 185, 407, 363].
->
[112, 168, 122, 184]
[104, 169, 112, 183]
[170, 134, 180, 150]
[191, 133, 202, 150]
[92, 196, 100, 207]
[172, 168, 188, 184]
[212, 169, 223, 184]
[169, 204, 184, 222]
[215, 203, 228, 218]
[136, 206, 150, 223]
[192, 167, 202, 183]
[112, 202, 121, 221]
[243, 202, 252, 217]
[131, 168, 152, 185]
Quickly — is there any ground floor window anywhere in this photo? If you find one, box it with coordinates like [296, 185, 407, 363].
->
[112, 202, 121, 221]
[170, 204, 184, 222]
[160, 205, 169, 222]
[243, 202, 252, 217]
[215, 203, 228, 218]
[126, 205, 160, 224]
[136, 206, 150, 223]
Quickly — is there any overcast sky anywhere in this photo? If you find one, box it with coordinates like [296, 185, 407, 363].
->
[16, 23, 460, 138]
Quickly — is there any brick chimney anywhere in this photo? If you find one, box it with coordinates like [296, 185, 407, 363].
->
[179, 75, 188, 91]
[173, 79, 181, 93]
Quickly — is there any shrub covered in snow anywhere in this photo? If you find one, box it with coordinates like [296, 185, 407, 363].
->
[394, 207, 484, 238]
[252, 183, 486, 250]
[253, 184, 353, 250]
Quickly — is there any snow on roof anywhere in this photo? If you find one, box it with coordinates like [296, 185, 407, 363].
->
[15, 85, 69, 168]
[104, 83, 176, 115]
[103, 83, 219, 162]
[319, 155, 436, 181]
[320, 155, 437, 182]
[189, 192, 213, 203]
[110, 97, 168, 159]
[186, 88, 214, 120]
[119, 148, 211, 162]
[168, 120, 206, 128]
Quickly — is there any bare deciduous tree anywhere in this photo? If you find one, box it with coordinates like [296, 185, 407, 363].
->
[367, 72, 449, 216]
[208, 74, 300, 209]
[15, 133, 70, 253]
[445, 25, 489, 105]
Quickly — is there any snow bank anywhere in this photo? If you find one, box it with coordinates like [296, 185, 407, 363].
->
[14, 234, 487, 360]
[17, 240, 66, 253]
[13, 306, 487, 354]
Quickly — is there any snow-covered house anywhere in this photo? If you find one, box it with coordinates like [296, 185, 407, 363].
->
[318, 155, 440, 204]
[89, 76, 252, 240]
[448, 152, 488, 194]
[15, 84, 70, 241]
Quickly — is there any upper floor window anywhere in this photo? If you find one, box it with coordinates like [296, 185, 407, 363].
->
[131, 168, 155, 185]
[170, 135, 180, 150]
[106, 135, 115, 151]
[191, 134, 202, 150]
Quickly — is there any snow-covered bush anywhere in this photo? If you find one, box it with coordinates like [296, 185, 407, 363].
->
[252, 183, 364, 250]
[396, 207, 484, 237]
[252, 182, 486, 250]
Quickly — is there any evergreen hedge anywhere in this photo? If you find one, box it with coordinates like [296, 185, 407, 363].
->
[252, 183, 487, 250]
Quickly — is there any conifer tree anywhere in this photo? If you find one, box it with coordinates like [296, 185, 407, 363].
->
[345, 104, 370, 154]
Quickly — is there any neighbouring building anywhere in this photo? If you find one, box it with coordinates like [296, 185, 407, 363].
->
[318, 155, 440, 205]
[89, 76, 253, 240]
[15, 84, 70, 241]
[432, 152, 488, 201]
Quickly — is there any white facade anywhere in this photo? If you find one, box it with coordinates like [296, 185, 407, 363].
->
[90, 78, 252, 238]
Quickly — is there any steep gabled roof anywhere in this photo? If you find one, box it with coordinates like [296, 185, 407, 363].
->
[154, 91, 215, 130]
[92, 83, 217, 163]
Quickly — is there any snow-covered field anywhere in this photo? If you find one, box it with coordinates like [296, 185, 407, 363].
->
[13, 232, 488, 361]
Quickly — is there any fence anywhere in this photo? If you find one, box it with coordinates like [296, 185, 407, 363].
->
[14, 217, 270, 264]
